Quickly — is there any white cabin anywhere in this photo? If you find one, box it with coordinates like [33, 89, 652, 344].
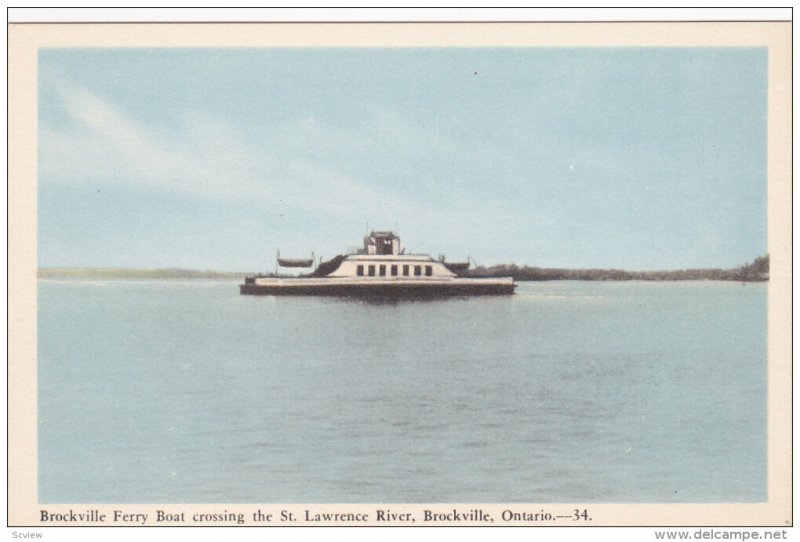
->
[326, 231, 456, 279]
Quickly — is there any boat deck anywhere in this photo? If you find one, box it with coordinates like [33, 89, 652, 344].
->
[240, 276, 515, 297]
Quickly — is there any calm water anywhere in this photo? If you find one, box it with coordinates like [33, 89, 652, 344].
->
[38, 280, 766, 503]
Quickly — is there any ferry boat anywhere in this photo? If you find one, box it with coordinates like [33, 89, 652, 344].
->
[240, 231, 515, 297]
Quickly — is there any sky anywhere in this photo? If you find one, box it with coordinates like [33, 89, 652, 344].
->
[38, 47, 767, 271]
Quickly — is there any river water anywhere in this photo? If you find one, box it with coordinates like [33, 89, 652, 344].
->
[38, 280, 766, 503]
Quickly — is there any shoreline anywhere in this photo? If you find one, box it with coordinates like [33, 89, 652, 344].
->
[37, 268, 247, 280]
[463, 255, 769, 283]
[38, 255, 768, 283]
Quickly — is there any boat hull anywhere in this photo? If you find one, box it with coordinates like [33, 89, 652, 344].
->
[239, 277, 514, 297]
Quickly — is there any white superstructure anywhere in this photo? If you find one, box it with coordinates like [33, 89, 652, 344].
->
[327, 231, 456, 280]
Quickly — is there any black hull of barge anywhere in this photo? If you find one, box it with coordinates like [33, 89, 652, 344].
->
[239, 282, 514, 297]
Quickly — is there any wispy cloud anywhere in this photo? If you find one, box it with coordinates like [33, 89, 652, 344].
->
[40, 79, 268, 199]
[39, 75, 506, 238]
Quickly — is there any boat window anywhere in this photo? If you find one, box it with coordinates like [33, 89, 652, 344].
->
[391, 265, 398, 276]
[379, 264, 386, 276]
[357, 265, 364, 276]
[403, 265, 409, 276]
[414, 265, 422, 276]
[425, 265, 433, 276]
[368, 265, 375, 276]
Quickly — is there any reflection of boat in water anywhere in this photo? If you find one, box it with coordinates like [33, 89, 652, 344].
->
[240, 231, 515, 297]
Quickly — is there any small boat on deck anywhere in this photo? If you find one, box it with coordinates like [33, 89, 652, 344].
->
[442, 260, 471, 274]
[240, 231, 515, 297]
[276, 257, 314, 268]
[275, 250, 314, 268]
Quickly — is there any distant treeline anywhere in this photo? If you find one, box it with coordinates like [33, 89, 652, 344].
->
[463, 255, 769, 282]
[38, 255, 770, 282]
[37, 268, 246, 280]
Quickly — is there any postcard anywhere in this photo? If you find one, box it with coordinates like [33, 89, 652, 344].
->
[8, 18, 792, 529]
